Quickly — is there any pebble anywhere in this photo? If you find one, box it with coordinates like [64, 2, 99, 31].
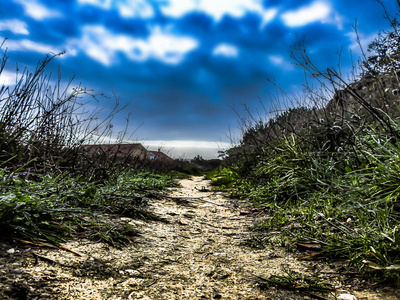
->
[125, 269, 140, 276]
[337, 294, 357, 300]
[11, 269, 23, 274]
[6, 248, 15, 254]
[38, 293, 52, 299]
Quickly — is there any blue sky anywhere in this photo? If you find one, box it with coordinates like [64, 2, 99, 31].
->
[0, 0, 397, 158]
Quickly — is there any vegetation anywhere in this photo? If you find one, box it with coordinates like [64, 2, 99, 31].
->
[0, 41, 180, 248]
[0, 168, 178, 246]
[209, 2, 400, 287]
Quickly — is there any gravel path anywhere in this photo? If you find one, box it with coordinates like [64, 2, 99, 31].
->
[1, 176, 399, 299]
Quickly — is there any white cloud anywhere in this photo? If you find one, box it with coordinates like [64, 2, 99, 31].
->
[346, 31, 376, 55]
[69, 26, 198, 66]
[268, 54, 294, 70]
[197, 0, 264, 20]
[77, 0, 279, 24]
[13, 0, 62, 20]
[4, 39, 63, 54]
[281, 1, 331, 27]
[159, 0, 277, 23]
[0, 69, 22, 86]
[78, 0, 112, 9]
[0, 20, 29, 35]
[213, 44, 239, 58]
[117, 1, 154, 18]
[261, 8, 278, 27]
[78, 0, 154, 18]
[269, 55, 284, 65]
[159, 0, 197, 18]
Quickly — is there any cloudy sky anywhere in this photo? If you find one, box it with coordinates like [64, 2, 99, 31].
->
[0, 0, 397, 158]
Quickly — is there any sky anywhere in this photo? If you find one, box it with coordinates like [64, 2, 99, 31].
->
[0, 0, 398, 158]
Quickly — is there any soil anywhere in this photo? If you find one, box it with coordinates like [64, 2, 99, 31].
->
[0, 176, 399, 300]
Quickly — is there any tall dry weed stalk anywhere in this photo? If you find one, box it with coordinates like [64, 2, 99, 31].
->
[0, 41, 139, 179]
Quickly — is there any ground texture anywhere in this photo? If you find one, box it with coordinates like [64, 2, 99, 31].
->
[1, 176, 399, 299]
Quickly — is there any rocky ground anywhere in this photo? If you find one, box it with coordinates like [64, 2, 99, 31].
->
[1, 176, 399, 299]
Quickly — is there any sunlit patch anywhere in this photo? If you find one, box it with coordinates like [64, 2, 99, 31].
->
[281, 1, 331, 27]
[69, 25, 198, 66]
[0, 20, 29, 35]
[13, 0, 62, 20]
[212, 44, 239, 58]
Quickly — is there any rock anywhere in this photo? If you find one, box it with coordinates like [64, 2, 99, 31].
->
[125, 269, 140, 276]
[38, 293, 52, 299]
[6, 248, 15, 254]
[10, 269, 23, 274]
[179, 220, 189, 225]
[240, 210, 249, 215]
[337, 294, 357, 300]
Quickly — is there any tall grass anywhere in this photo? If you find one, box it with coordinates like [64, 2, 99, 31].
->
[212, 1, 400, 286]
[0, 42, 182, 246]
[0, 42, 137, 179]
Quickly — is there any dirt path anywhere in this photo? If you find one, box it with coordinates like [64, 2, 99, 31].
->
[1, 176, 399, 299]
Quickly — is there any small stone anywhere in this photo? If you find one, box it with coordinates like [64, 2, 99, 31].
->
[240, 210, 249, 215]
[337, 294, 357, 300]
[179, 220, 189, 225]
[125, 269, 140, 276]
[6, 248, 15, 254]
[38, 293, 52, 299]
[11, 269, 23, 274]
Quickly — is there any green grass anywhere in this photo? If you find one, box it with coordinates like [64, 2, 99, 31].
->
[211, 133, 400, 286]
[0, 170, 179, 246]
